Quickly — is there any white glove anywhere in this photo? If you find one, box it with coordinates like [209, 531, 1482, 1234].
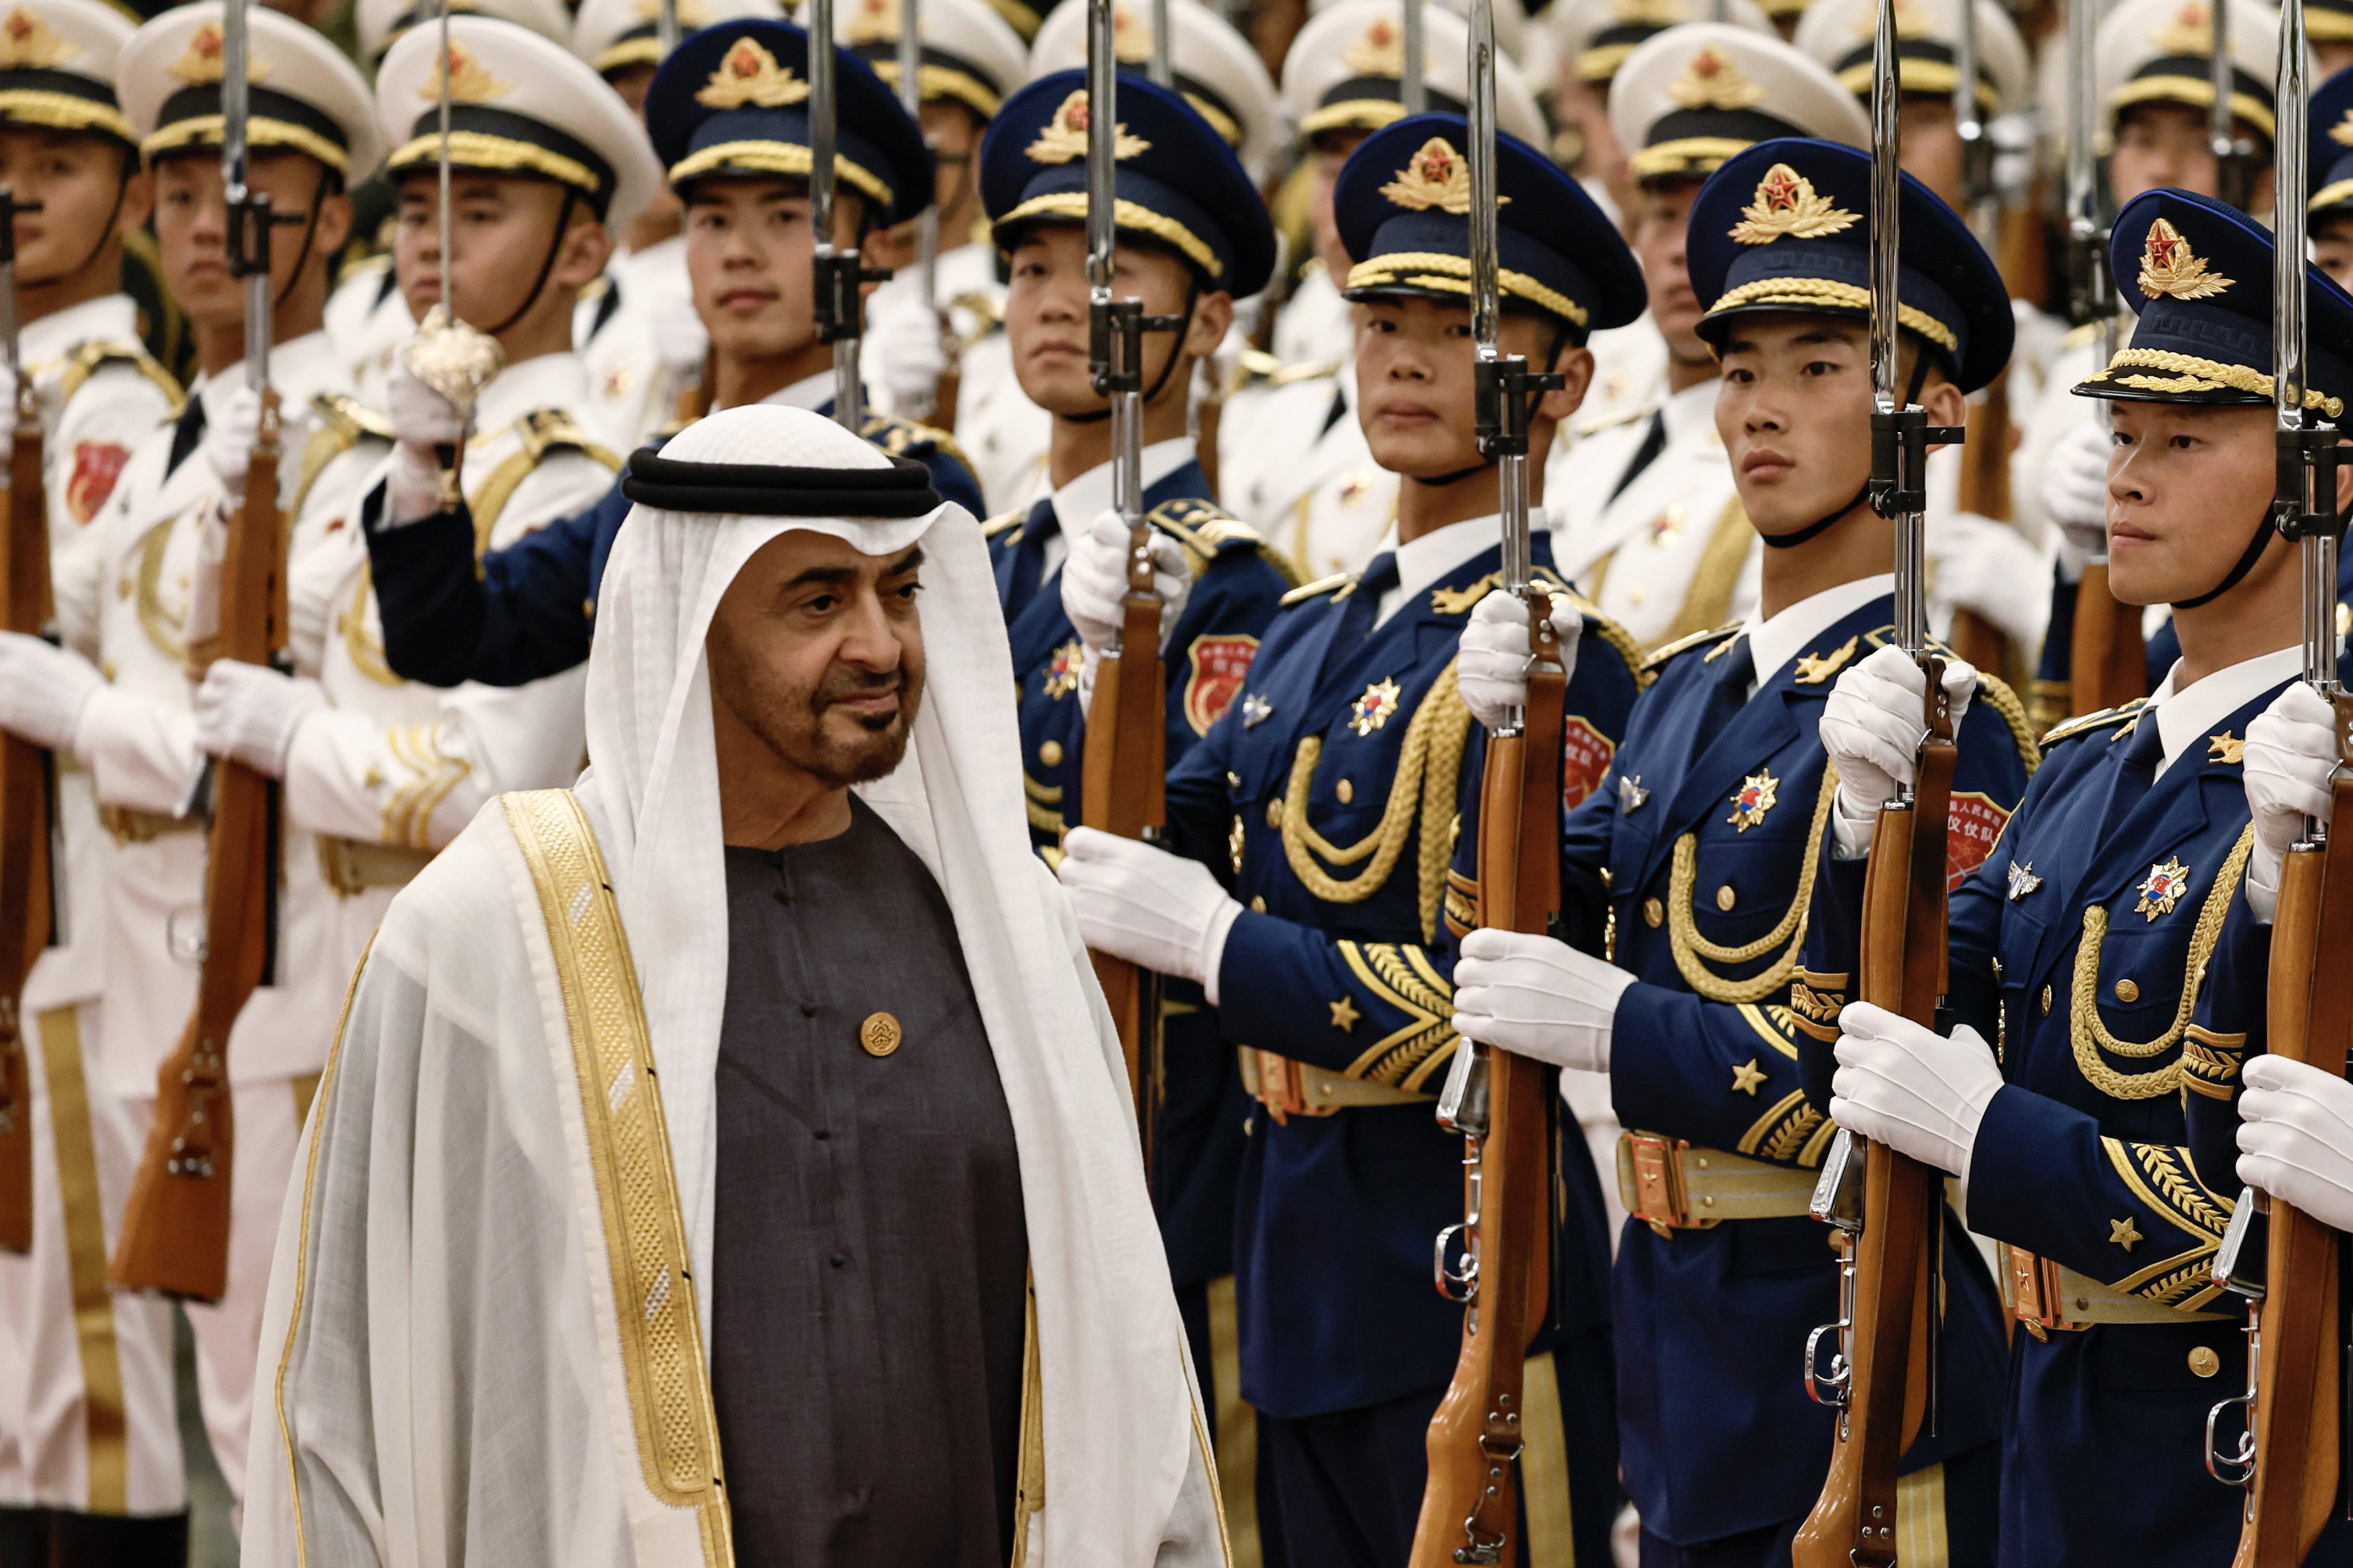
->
[0, 631, 101, 752]
[2039, 418, 2112, 569]
[1056, 826, 1244, 1003]
[1829, 1000, 2004, 1186]
[1061, 509, 1191, 657]
[191, 658, 324, 779]
[1822, 645, 1977, 858]
[1449, 925, 1633, 1074]
[2242, 682, 2342, 923]
[868, 299, 948, 418]
[1927, 511, 2050, 651]
[384, 356, 469, 528]
[199, 384, 261, 488]
[2236, 1054, 2353, 1232]
[1456, 588, 1585, 733]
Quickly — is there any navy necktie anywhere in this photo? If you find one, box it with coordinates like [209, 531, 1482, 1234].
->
[2101, 714, 2166, 836]
[1321, 550, 1399, 684]
[1003, 498, 1060, 621]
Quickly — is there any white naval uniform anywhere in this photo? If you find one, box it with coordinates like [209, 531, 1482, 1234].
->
[283, 350, 619, 1041]
[1551, 377, 1760, 651]
[51, 332, 350, 1507]
[324, 254, 415, 414]
[576, 235, 700, 451]
[1216, 359, 1395, 580]
[1269, 264, 1354, 369]
[0, 294, 182, 1520]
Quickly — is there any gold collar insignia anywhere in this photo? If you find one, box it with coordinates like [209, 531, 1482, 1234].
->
[1792, 634, 1859, 685]
[1025, 88, 1148, 164]
[0, 9, 76, 71]
[1729, 163, 1858, 246]
[2137, 217, 2232, 300]
[696, 36, 810, 109]
[2207, 731, 2246, 764]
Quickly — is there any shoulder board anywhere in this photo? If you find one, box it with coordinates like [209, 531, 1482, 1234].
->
[2040, 698, 2149, 748]
[1231, 347, 1283, 390]
[860, 412, 974, 472]
[514, 409, 623, 471]
[332, 249, 390, 291]
[1146, 499, 1299, 587]
[2061, 319, 2102, 352]
[1643, 620, 1744, 672]
[1268, 357, 1341, 389]
[980, 506, 1028, 541]
[1972, 670, 2043, 777]
[1573, 402, 1656, 437]
[1279, 571, 1351, 607]
[947, 290, 1003, 335]
[59, 339, 180, 410]
[309, 390, 394, 445]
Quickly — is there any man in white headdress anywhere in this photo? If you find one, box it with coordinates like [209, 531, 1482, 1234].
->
[240, 402, 1225, 1568]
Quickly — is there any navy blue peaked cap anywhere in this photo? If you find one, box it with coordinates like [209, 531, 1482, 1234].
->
[1688, 137, 2012, 393]
[2075, 187, 2353, 421]
[1334, 113, 1644, 341]
[979, 68, 1274, 296]
[645, 20, 934, 226]
[2310, 64, 2353, 219]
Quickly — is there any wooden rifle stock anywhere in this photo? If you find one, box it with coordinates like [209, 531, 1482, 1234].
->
[2068, 564, 2146, 718]
[109, 388, 286, 1303]
[1408, 586, 1563, 1568]
[1793, 673, 1956, 1568]
[0, 384, 50, 1252]
[2229, 738, 2353, 1567]
[1079, 517, 1168, 1169]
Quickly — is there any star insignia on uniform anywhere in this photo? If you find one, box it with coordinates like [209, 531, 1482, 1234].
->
[2136, 856, 2192, 921]
[1043, 638, 1084, 699]
[1619, 773, 1650, 813]
[2006, 860, 2042, 901]
[1729, 163, 1857, 246]
[1793, 635, 1860, 685]
[2110, 1216, 2143, 1253]
[1727, 769, 1779, 831]
[2138, 217, 2233, 300]
[1241, 692, 1273, 729]
[1329, 997, 1362, 1033]
[1730, 1058, 1766, 1096]
[2207, 731, 2245, 765]
[1351, 677, 1404, 735]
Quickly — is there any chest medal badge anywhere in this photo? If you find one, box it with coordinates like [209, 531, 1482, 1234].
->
[2135, 856, 2192, 921]
[2006, 860, 2042, 901]
[1351, 677, 1403, 736]
[1241, 692, 1273, 729]
[1727, 770, 1779, 831]
[1042, 638, 1083, 699]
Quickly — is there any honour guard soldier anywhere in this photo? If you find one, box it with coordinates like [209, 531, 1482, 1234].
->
[1549, 24, 1866, 653]
[0, 3, 377, 1510]
[356, 17, 982, 691]
[1216, 0, 1546, 580]
[189, 17, 663, 1121]
[568, 0, 785, 450]
[975, 67, 1291, 1474]
[0, 1, 184, 1557]
[1059, 113, 1646, 1566]
[838, 0, 1029, 431]
[1808, 188, 2353, 1567]
[1453, 139, 2037, 1562]
[2310, 66, 2353, 287]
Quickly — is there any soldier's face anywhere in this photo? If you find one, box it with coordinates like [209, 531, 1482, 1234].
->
[152, 149, 348, 329]
[1355, 296, 1588, 479]
[1631, 177, 1704, 364]
[706, 530, 928, 792]
[394, 172, 614, 333]
[2104, 401, 2298, 606]
[2316, 217, 2353, 290]
[1002, 225, 1223, 415]
[0, 132, 148, 287]
[686, 177, 871, 363]
[1896, 94, 1965, 214]
[2109, 103, 2269, 207]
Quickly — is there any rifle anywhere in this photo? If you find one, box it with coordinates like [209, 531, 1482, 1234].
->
[2061, 0, 2143, 719]
[1792, 7, 1962, 1560]
[1409, 5, 1565, 1558]
[811, 0, 892, 432]
[1076, 0, 1184, 1162]
[0, 182, 53, 1255]
[1945, 0, 2009, 680]
[2205, 4, 2353, 1554]
[109, 0, 287, 1301]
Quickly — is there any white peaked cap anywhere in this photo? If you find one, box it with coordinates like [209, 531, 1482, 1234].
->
[1792, 0, 2029, 118]
[1281, 0, 1546, 148]
[1551, 0, 1772, 84]
[569, 0, 787, 78]
[2096, 0, 2287, 146]
[1027, 0, 1283, 175]
[1310, 0, 1530, 64]
[358, 0, 573, 64]
[1609, 22, 1870, 182]
[120, 2, 384, 180]
[834, 0, 1031, 120]
[376, 15, 666, 232]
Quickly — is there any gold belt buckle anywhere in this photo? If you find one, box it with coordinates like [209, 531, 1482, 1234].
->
[1626, 1132, 1692, 1231]
[2007, 1244, 2067, 1340]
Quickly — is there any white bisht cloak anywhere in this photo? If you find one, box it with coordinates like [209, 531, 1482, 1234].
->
[240, 406, 1227, 1567]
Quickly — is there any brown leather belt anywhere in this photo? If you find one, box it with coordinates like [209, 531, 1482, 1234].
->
[98, 804, 199, 845]
[317, 835, 436, 895]
[2001, 1243, 2225, 1337]
[1238, 1047, 1432, 1124]
[1616, 1132, 1820, 1235]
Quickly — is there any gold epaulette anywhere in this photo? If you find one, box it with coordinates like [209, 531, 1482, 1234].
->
[1229, 348, 1343, 395]
[980, 506, 1028, 541]
[58, 339, 180, 411]
[1973, 669, 2042, 777]
[1643, 620, 1743, 672]
[947, 289, 1003, 338]
[860, 411, 973, 472]
[291, 391, 395, 518]
[331, 248, 390, 291]
[2041, 698, 2150, 748]
[1148, 498, 1300, 586]
[1573, 401, 1655, 437]
[2062, 319, 2105, 352]
[1280, 571, 1351, 607]
[469, 409, 624, 552]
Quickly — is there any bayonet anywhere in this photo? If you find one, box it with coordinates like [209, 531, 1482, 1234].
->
[1401, 0, 1424, 115]
[808, 0, 887, 429]
[1149, 0, 1172, 88]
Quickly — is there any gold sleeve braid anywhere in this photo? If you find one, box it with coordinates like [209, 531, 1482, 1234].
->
[1335, 941, 1459, 1089]
[2067, 827, 2252, 1101]
[2100, 1138, 2236, 1310]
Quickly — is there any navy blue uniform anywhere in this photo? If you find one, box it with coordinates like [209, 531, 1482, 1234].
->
[364, 408, 983, 688]
[1581, 602, 2033, 1555]
[1164, 533, 1640, 1567]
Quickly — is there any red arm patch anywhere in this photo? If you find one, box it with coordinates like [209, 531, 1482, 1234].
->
[1946, 791, 2011, 892]
[65, 441, 130, 525]
[1561, 715, 1615, 812]
[1184, 634, 1260, 734]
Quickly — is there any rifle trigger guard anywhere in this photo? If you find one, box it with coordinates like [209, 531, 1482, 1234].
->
[1433, 1221, 1478, 1303]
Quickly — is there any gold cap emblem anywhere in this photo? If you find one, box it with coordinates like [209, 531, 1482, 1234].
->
[1728, 163, 1858, 245]
[1343, 16, 1404, 77]
[170, 22, 271, 86]
[0, 9, 76, 71]
[1110, 2, 1153, 63]
[1378, 136, 1511, 214]
[2151, 0, 2213, 56]
[1025, 89, 1149, 164]
[845, 0, 900, 46]
[695, 36, 810, 108]
[2136, 217, 2232, 299]
[2332, 108, 2353, 148]
[417, 40, 511, 103]
[1669, 46, 1765, 110]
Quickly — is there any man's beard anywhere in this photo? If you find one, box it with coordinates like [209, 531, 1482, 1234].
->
[726, 658, 924, 789]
